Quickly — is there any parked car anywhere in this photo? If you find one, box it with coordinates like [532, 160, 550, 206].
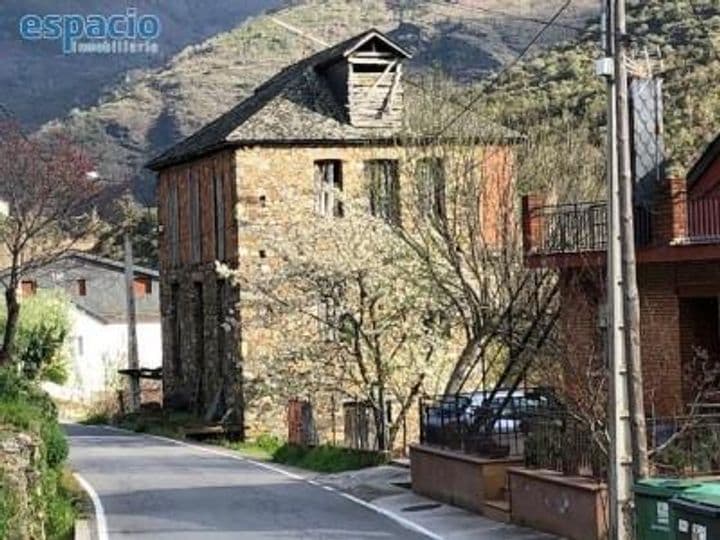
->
[462, 388, 562, 433]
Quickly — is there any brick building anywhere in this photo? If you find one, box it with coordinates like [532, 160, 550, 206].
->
[147, 30, 516, 434]
[522, 132, 720, 416]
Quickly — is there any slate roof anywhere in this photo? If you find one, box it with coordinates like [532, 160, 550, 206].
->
[147, 29, 518, 171]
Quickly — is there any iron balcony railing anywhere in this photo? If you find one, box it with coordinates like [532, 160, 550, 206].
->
[535, 201, 652, 254]
[688, 197, 720, 242]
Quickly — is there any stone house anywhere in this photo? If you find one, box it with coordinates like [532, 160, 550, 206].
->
[522, 131, 720, 416]
[147, 29, 517, 436]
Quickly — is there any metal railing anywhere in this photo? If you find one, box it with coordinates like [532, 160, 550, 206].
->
[419, 390, 561, 459]
[535, 201, 652, 254]
[688, 197, 720, 241]
[523, 413, 606, 479]
[649, 414, 720, 477]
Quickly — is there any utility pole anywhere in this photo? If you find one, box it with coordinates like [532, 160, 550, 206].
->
[600, 0, 634, 537]
[124, 232, 141, 412]
[615, 0, 650, 480]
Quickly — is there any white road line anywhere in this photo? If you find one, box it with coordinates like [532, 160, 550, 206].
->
[73, 472, 109, 540]
[80, 424, 443, 539]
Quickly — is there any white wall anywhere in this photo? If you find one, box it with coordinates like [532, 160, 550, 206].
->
[43, 306, 162, 402]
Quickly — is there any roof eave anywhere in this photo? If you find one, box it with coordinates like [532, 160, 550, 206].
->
[688, 132, 720, 185]
[342, 30, 413, 60]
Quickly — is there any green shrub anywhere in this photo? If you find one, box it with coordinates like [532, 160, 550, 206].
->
[0, 290, 72, 383]
[272, 444, 387, 473]
[254, 433, 283, 453]
[42, 422, 69, 469]
[0, 368, 74, 539]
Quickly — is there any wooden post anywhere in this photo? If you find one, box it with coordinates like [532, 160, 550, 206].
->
[125, 233, 141, 412]
[616, 0, 649, 481]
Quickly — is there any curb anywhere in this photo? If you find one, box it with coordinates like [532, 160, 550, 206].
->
[73, 519, 91, 540]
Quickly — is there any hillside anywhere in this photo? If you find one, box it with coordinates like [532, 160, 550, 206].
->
[39, 0, 596, 202]
[479, 0, 720, 172]
[0, 0, 283, 128]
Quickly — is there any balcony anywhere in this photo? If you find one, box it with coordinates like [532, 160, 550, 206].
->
[687, 197, 720, 242]
[523, 199, 652, 255]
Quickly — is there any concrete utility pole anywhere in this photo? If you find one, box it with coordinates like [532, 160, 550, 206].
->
[615, 0, 650, 481]
[600, 0, 634, 537]
[124, 232, 141, 412]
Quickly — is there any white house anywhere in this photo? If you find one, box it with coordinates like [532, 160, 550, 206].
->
[17, 251, 162, 402]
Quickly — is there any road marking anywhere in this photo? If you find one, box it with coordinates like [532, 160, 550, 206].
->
[82, 424, 443, 539]
[73, 472, 109, 540]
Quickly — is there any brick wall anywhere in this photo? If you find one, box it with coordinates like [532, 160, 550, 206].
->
[557, 261, 720, 417]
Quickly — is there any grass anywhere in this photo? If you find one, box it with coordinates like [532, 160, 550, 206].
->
[88, 409, 387, 474]
[271, 444, 388, 473]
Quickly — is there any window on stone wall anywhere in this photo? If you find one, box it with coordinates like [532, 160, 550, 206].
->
[216, 279, 226, 365]
[77, 279, 87, 297]
[193, 282, 205, 400]
[318, 295, 338, 342]
[171, 282, 182, 377]
[366, 159, 400, 225]
[213, 169, 225, 261]
[415, 157, 446, 221]
[168, 182, 180, 267]
[190, 170, 202, 264]
[315, 160, 344, 217]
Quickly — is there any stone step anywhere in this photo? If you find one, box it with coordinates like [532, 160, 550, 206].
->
[483, 498, 511, 524]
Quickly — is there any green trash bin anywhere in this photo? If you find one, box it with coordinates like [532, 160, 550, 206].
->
[670, 483, 720, 540]
[634, 479, 702, 540]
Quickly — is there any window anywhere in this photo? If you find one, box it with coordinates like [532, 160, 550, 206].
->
[258, 249, 267, 259]
[189, 170, 202, 263]
[415, 158, 446, 220]
[213, 169, 225, 261]
[170, 282, 182, 376]
[216, 280, 226, 377]
[366, 160, 400, 225]
[77, 279, 87, 297]
[76, 336, 84, 357]
[133, 276, 152, 298]
[20, 280, 36, 297]
[168, 181, 180, 267]
[317, 281, 345, 342]
[259, 195, 267, 208]
[193, 282, 205, 398]
[318, 296, 338, 342]
[315, 160, 344, 217]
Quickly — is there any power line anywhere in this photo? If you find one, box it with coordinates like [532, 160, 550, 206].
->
[435, 0, 574, 136]
[422, 0, 585, 32]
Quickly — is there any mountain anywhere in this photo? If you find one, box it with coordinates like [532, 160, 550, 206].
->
[36, 0, 596, 202]
[0, 0, 283, 128]
[478, 0, 720, 172]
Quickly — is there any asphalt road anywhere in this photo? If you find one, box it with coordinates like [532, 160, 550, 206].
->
[66, 424, 429, 539]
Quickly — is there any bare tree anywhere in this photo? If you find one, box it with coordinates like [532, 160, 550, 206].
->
[0, 122, 102, 364]
[393, 78, 572, 402]
[222, 205, 455, 450]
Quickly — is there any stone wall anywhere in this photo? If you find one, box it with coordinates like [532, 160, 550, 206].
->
[0, 429, 44, 539]
[156, 142, 513, 438]
[235, 143, 512, 438]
